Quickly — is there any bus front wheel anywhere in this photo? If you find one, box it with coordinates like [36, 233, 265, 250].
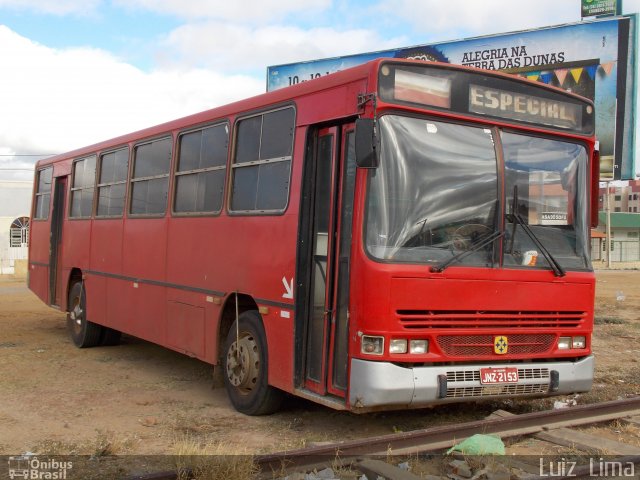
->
[222, 311, 283, 415]
[67, 281, 103, 348]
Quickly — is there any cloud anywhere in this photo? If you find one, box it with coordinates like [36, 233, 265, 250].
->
[0, 0, 100, 16]
[160, 22, 408, 73]
[378, 0, 579, 38]
[0, 26, 263, 179]
[113, 0, 331, 22]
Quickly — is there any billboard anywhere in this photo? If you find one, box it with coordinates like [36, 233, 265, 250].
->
[581, 0, 621, 18]
[267, 16, 637, 180]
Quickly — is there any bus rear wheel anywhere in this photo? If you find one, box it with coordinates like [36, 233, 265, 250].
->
[67, 281, 103, 348]
[222, 311, 283, 415]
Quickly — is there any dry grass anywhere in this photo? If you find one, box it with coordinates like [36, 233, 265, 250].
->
[173, 436, 258, 480]
[594, 315, 627, 325]
[33, 430, 138, 456]
[91, 429, 138, 456]
[31, 438, 83, 455]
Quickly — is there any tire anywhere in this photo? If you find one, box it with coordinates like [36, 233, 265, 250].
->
[100, 327, 122, 346]
[222, 311, 284, 415]
[67, 281, 103, 348]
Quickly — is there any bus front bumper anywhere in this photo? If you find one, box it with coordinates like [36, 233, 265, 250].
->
[348, 355, 594, 410]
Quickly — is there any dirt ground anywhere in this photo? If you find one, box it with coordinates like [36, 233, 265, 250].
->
[0, 270, 639, 462]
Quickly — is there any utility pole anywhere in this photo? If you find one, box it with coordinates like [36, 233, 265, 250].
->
[605, 181, 612, 268]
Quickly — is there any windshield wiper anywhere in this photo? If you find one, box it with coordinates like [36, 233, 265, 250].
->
[508, 186, 566, 277]
[430, 230, 504, 273]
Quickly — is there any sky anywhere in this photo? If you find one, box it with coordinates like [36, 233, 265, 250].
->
[1, 0, 639, 183]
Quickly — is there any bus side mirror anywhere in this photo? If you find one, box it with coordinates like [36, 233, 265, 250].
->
[355, 118, 379, 168]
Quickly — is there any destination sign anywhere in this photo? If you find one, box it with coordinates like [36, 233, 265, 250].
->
[379, 64, 593, 135]
[469, 84, 583, 131]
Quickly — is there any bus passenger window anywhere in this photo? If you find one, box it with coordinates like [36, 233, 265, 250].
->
[70, 155, 96, 218]
[231, 107, 294, 213]
[130, 137, 172, 215]
[97, 147, 129, 217]
[175, 124, 228, 214]
[34, 167, 53, 220]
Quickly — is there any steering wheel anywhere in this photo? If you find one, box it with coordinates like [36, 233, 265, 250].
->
[451, 224, 492, 250]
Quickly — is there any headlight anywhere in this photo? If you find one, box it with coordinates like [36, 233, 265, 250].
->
[572, 336, 586, 349]
[361, 335, 384, 355]
[389, 339, 407, 354]
[558, 337, 572, 350]
[410, 339, 429, 354]
[558, 336, 587, 350]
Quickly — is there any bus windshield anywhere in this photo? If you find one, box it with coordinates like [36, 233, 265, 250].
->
[365, 115, 590, 271]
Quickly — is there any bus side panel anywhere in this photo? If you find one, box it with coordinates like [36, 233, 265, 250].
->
[107, 275, 131, 334]
[121, 218, 168, 344]
[203, 303, 220, 364]
[122, 218, 167, 280]
[166, 217, 216, 292]
[86, 274, 107, 327]
[166, 289, 207, 359]
[166, 217, 219, 363]
[210, 215, 297, 392]
[63, 219, 92, 305]
[262, 310, 294, 391]
[28, 220, 51, 304]
[63, 221, 92, 269]
[89, 219, 125, 328]
[90, 219, 124, 273]
[122, 281, 166, 345]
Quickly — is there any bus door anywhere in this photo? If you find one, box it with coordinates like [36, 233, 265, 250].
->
[49, 175, 67, 306]
[302, 124, 356, 397]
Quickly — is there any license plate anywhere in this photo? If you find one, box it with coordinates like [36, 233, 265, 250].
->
[480, 367, 519, 384]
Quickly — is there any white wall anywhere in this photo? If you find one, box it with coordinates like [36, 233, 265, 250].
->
[0, 181, 32, 274]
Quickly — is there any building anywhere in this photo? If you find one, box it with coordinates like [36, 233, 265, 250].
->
[0, 180, 32, 274]
[599, 180, 640, 213]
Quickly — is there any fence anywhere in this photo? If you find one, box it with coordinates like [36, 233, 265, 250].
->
[591, 239, 640, 262]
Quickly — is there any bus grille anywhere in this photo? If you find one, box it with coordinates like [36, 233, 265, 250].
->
[436, 334, 555, 357]
[445, 383, 550, 398]
[398, 310, 585, 329]
[444, 367, 551, 398]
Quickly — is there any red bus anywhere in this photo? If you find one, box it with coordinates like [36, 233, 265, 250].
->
[28, 59, 599, 415]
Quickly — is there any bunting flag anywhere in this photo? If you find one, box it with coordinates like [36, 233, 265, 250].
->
[540, 72, 553, 84]
[570, 67, 584, 83]
[515, 62, 615, 87]
[554, 69, 568, 86]
[600, 61, 615, 76]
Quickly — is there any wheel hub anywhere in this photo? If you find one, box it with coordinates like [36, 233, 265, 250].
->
[226, 334, 259, 393]
[70, 300, 83, 334]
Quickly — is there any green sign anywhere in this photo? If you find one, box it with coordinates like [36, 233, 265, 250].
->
[581, 0, 621, 18]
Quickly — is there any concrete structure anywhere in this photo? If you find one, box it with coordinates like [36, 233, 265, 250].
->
[0, 180, 32, 274]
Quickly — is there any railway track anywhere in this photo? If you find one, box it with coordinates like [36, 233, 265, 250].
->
[256, 396, 640, 473]
[126, 396, 640, 480]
